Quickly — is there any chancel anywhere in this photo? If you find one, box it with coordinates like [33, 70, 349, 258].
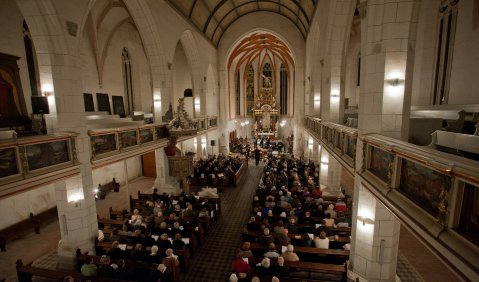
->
[0, 0, 478, 281]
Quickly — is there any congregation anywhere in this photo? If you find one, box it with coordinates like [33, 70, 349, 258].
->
[229, 155, 352, 281]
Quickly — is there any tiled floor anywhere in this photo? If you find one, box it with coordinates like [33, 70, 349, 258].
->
[0, 161, 463, 281]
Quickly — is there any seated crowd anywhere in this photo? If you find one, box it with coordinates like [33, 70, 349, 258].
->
[230, 155, 352, 281]
[88, 191, 220, 281]
[189, 154, 246, 187]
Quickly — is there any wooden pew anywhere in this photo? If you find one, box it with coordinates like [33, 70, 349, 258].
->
[16, 259, 89, 282]
[246, 231, 350, 244]
[249, 242, 349, 262]
[234, 161, 248, 185]
[97, 178, 120, 199]
[0, 207, 57, 252]
[100, 228, 199, 255]
[248, 257, 347, 281]
[95, 241, 190, 271]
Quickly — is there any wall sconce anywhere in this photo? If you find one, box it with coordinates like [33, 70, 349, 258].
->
[154, 98, 161, 103]
[280, 120, 286, 127]
[357, 215, 375, 226]
[240, 122, 245, 127]
[68, 192, 84, 207]
[245, 120, 250, 125]
[388, 78, 404, 87]
[314, 97, 320, 103]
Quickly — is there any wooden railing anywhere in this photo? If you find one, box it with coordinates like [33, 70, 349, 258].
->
[88, 116, 218, 162]
[304, 117, 358, 168]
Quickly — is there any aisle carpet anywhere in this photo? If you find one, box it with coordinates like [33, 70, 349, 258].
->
[182, 161, 263, 281]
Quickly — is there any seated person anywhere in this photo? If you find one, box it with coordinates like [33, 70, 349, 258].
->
[232, 257, 252, 276]
[257, 228, 275, 246]
[236, 241, 253, 259]
[172, 233, 185, 250]
[281, 244, 299, 262]
[107, 241, 126, 260]
[148, 245, 163, 264]
[80, 256, 98, 277]
[270, 256, 287, 277]
[158, 233, 173, 249]
[335, 198, 347, 212]
[263, 243, 280, 259]
[254, 257, 273, 276]
[314, 231, 330, 249]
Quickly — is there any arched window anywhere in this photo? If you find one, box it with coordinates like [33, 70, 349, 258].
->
[246, 65, 254, 116]
[23, 21, 40, 96]
[235, 71, 240, 115]
[262, 63, 272, 84]
[122, 48, 133, 115]
[432, 1, 459, 105]
[280, 64, 288, 115]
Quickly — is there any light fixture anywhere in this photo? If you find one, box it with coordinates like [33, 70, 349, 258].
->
[240, 122, 245, 127]
[357, 215, 374, 226]
[387, 78, 404, 87]
[245, 120, 250, 125]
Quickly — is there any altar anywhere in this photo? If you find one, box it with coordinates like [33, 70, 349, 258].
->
[253, 74, 279, 138]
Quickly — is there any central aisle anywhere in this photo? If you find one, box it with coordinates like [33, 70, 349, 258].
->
[183, 161, 263, 281]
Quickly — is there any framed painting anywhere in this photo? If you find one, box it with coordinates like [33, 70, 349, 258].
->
[83, 93, 94, 112]
[0, 53, 28, 127]
[112, 95, 126, 117]
[96, 93, 111, 114]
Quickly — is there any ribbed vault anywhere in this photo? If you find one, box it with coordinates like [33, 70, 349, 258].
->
[165, 0, 319, 46]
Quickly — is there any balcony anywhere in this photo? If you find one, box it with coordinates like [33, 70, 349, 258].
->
[0, 132, 79, 197]
[304, 116, 479, 277]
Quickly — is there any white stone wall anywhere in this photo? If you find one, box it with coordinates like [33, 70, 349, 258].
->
[172, 42, 193, 117]
[0, 183, 56, 230]
[80, 21, 152, 114]
[411, 0, 479, 105]
[92, 156, 142, 188]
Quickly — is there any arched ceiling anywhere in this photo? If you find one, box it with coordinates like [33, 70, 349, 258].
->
[165, 0, 319, 46]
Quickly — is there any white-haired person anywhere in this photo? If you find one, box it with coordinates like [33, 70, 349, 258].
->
[161, 248, 180, 281]
[147, 263, 173, 282]
[254, 257, 273, 276]
[270, 256, 286, 277]
[229, 273, 239, 282]
[263, 243, 280, 259]
[148, 245, 162, 264]
[281, 244, 299, 262]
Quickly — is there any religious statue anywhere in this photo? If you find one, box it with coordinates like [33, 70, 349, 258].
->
[262, 74, 272, 88]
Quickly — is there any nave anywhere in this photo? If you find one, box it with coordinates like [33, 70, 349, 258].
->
[0, 159, 458, 282]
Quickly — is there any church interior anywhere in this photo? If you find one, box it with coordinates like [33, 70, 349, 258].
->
[0, 0, 478, 281]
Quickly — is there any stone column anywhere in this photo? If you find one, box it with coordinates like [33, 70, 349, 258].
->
[350, 185, 400, 281]
[326, 156, 342, 196]
[358, 0, 417, 139]
[153, 148, 180, 195]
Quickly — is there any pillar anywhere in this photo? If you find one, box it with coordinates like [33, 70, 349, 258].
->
[350, 184, 400, 281]
[153, 148, 180, 195]
[358, 0, 418, 139]
[319, 149, 342, 196]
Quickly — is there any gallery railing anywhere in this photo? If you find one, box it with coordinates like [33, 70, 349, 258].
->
[359, 134, 479, 249]
[0, 132, 79, 186]
[89, 117, 218, 161]
[304, 116, 479, 251]
[304, 117, 358, 168]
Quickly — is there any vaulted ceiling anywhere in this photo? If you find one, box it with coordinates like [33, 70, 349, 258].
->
[165, 0, 319, 46]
